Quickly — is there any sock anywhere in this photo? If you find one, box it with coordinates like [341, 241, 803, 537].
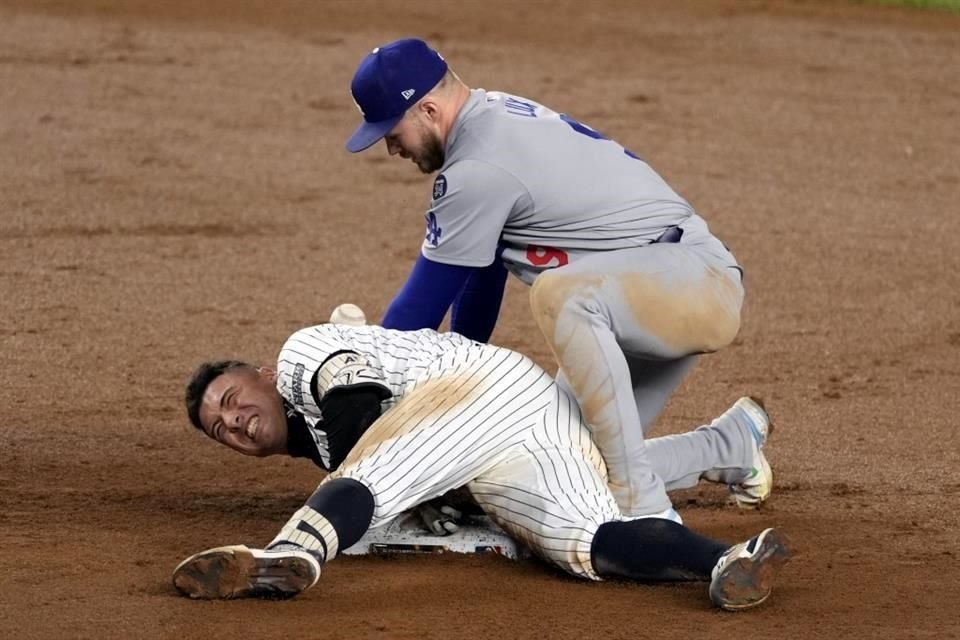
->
[267, 478, 375, 563]
[591, 518, 729, 582]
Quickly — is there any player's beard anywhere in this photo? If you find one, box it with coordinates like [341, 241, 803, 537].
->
[414, 130, 445, 174]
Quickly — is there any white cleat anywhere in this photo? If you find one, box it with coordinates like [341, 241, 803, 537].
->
[709, 528, 793, 611]
[731, 397, 774, 508]
[703, 397, 774, 509]
[172, 545, 320, 600]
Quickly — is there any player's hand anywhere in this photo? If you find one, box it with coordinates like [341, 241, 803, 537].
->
[417, 498, 463, 536]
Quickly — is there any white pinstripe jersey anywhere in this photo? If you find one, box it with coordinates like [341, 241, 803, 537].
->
[272, 323, 622, 579]
[276, 324, 475, 468]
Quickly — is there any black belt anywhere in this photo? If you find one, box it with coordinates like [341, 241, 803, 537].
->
[650, 225, 744, 281]
[653, 226, 683, 243]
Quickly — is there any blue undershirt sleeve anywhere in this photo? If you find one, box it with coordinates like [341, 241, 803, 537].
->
[451, 260, 508, 343]
[381, 254, 474, 331]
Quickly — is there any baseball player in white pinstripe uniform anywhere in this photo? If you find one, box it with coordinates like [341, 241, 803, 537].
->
[173, 322, 791, 611]
[344, 39, 766, 519]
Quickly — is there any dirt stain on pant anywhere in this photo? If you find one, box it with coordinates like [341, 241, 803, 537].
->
[339, 372, 481, 468]
[529, 270, 614, 419]
[528, 265, 743, 512]
[529, 271, 637, 504]
[619, 265, 742, 355]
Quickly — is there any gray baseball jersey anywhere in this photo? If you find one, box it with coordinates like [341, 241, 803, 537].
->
[421, 89, 709, 284]
[414, 89, 745, 516]
[269, 324, 757, 577]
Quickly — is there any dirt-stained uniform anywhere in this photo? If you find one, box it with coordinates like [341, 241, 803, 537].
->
[418, 89, 744, 516]
[269, 323, 756, 576]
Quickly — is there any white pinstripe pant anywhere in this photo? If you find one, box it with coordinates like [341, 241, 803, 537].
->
[323, 344, 619, 579]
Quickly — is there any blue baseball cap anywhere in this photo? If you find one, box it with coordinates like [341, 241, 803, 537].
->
[345, 38, 448, 153]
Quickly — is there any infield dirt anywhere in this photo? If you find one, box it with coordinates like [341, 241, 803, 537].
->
[1, 1, 959, 638]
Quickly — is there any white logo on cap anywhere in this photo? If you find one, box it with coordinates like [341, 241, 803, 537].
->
[401, 89, 415, 100]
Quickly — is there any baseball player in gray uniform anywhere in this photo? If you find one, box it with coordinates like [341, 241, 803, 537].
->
[172, 322, 791, 611]
[345, 39, 758, 518]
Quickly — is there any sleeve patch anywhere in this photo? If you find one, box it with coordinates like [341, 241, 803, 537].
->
[432, 174, 448, 199]
[425, 211, 443, 247]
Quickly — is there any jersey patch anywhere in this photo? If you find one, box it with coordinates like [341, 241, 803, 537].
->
[425, 211, 443, 247]
[432, 174, 447, 200]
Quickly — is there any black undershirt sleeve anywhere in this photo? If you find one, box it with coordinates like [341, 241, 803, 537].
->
[283, 389, 387, 471]
[285, 352, 392, 471]
[317, 388, 386, 470]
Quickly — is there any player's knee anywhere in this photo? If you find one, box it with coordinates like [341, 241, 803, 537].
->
[684, 271, 743, 352]
[695, 306, 741, 352]
[529, 270, 561, 321]
[529, 271, 602, 331]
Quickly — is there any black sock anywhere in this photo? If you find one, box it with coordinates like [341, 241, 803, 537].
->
[591, 518, 729, 582]
[303, 478, 375, 550]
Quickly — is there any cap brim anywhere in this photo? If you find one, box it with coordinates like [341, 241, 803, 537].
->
[345, 117, 403, 153]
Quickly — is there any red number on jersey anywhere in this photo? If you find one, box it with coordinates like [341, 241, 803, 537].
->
[526, 245, 569, 268]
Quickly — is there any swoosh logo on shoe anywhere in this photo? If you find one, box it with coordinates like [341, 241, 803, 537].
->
[730, 468, 760, 490]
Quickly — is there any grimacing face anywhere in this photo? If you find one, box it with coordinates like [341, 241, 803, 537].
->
[197, 367, 288, 457]
[384, 112, 445, 174]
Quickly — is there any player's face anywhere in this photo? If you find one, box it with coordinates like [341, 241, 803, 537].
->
[197, 367, 288, 457]
[384, 113, 445, 174]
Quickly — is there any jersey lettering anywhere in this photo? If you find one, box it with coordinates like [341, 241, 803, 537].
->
[560, 113, 642, 161]
[526, 245, 569, 268]
[292, 363, 306, 408]
[505, 97, 537, 118]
